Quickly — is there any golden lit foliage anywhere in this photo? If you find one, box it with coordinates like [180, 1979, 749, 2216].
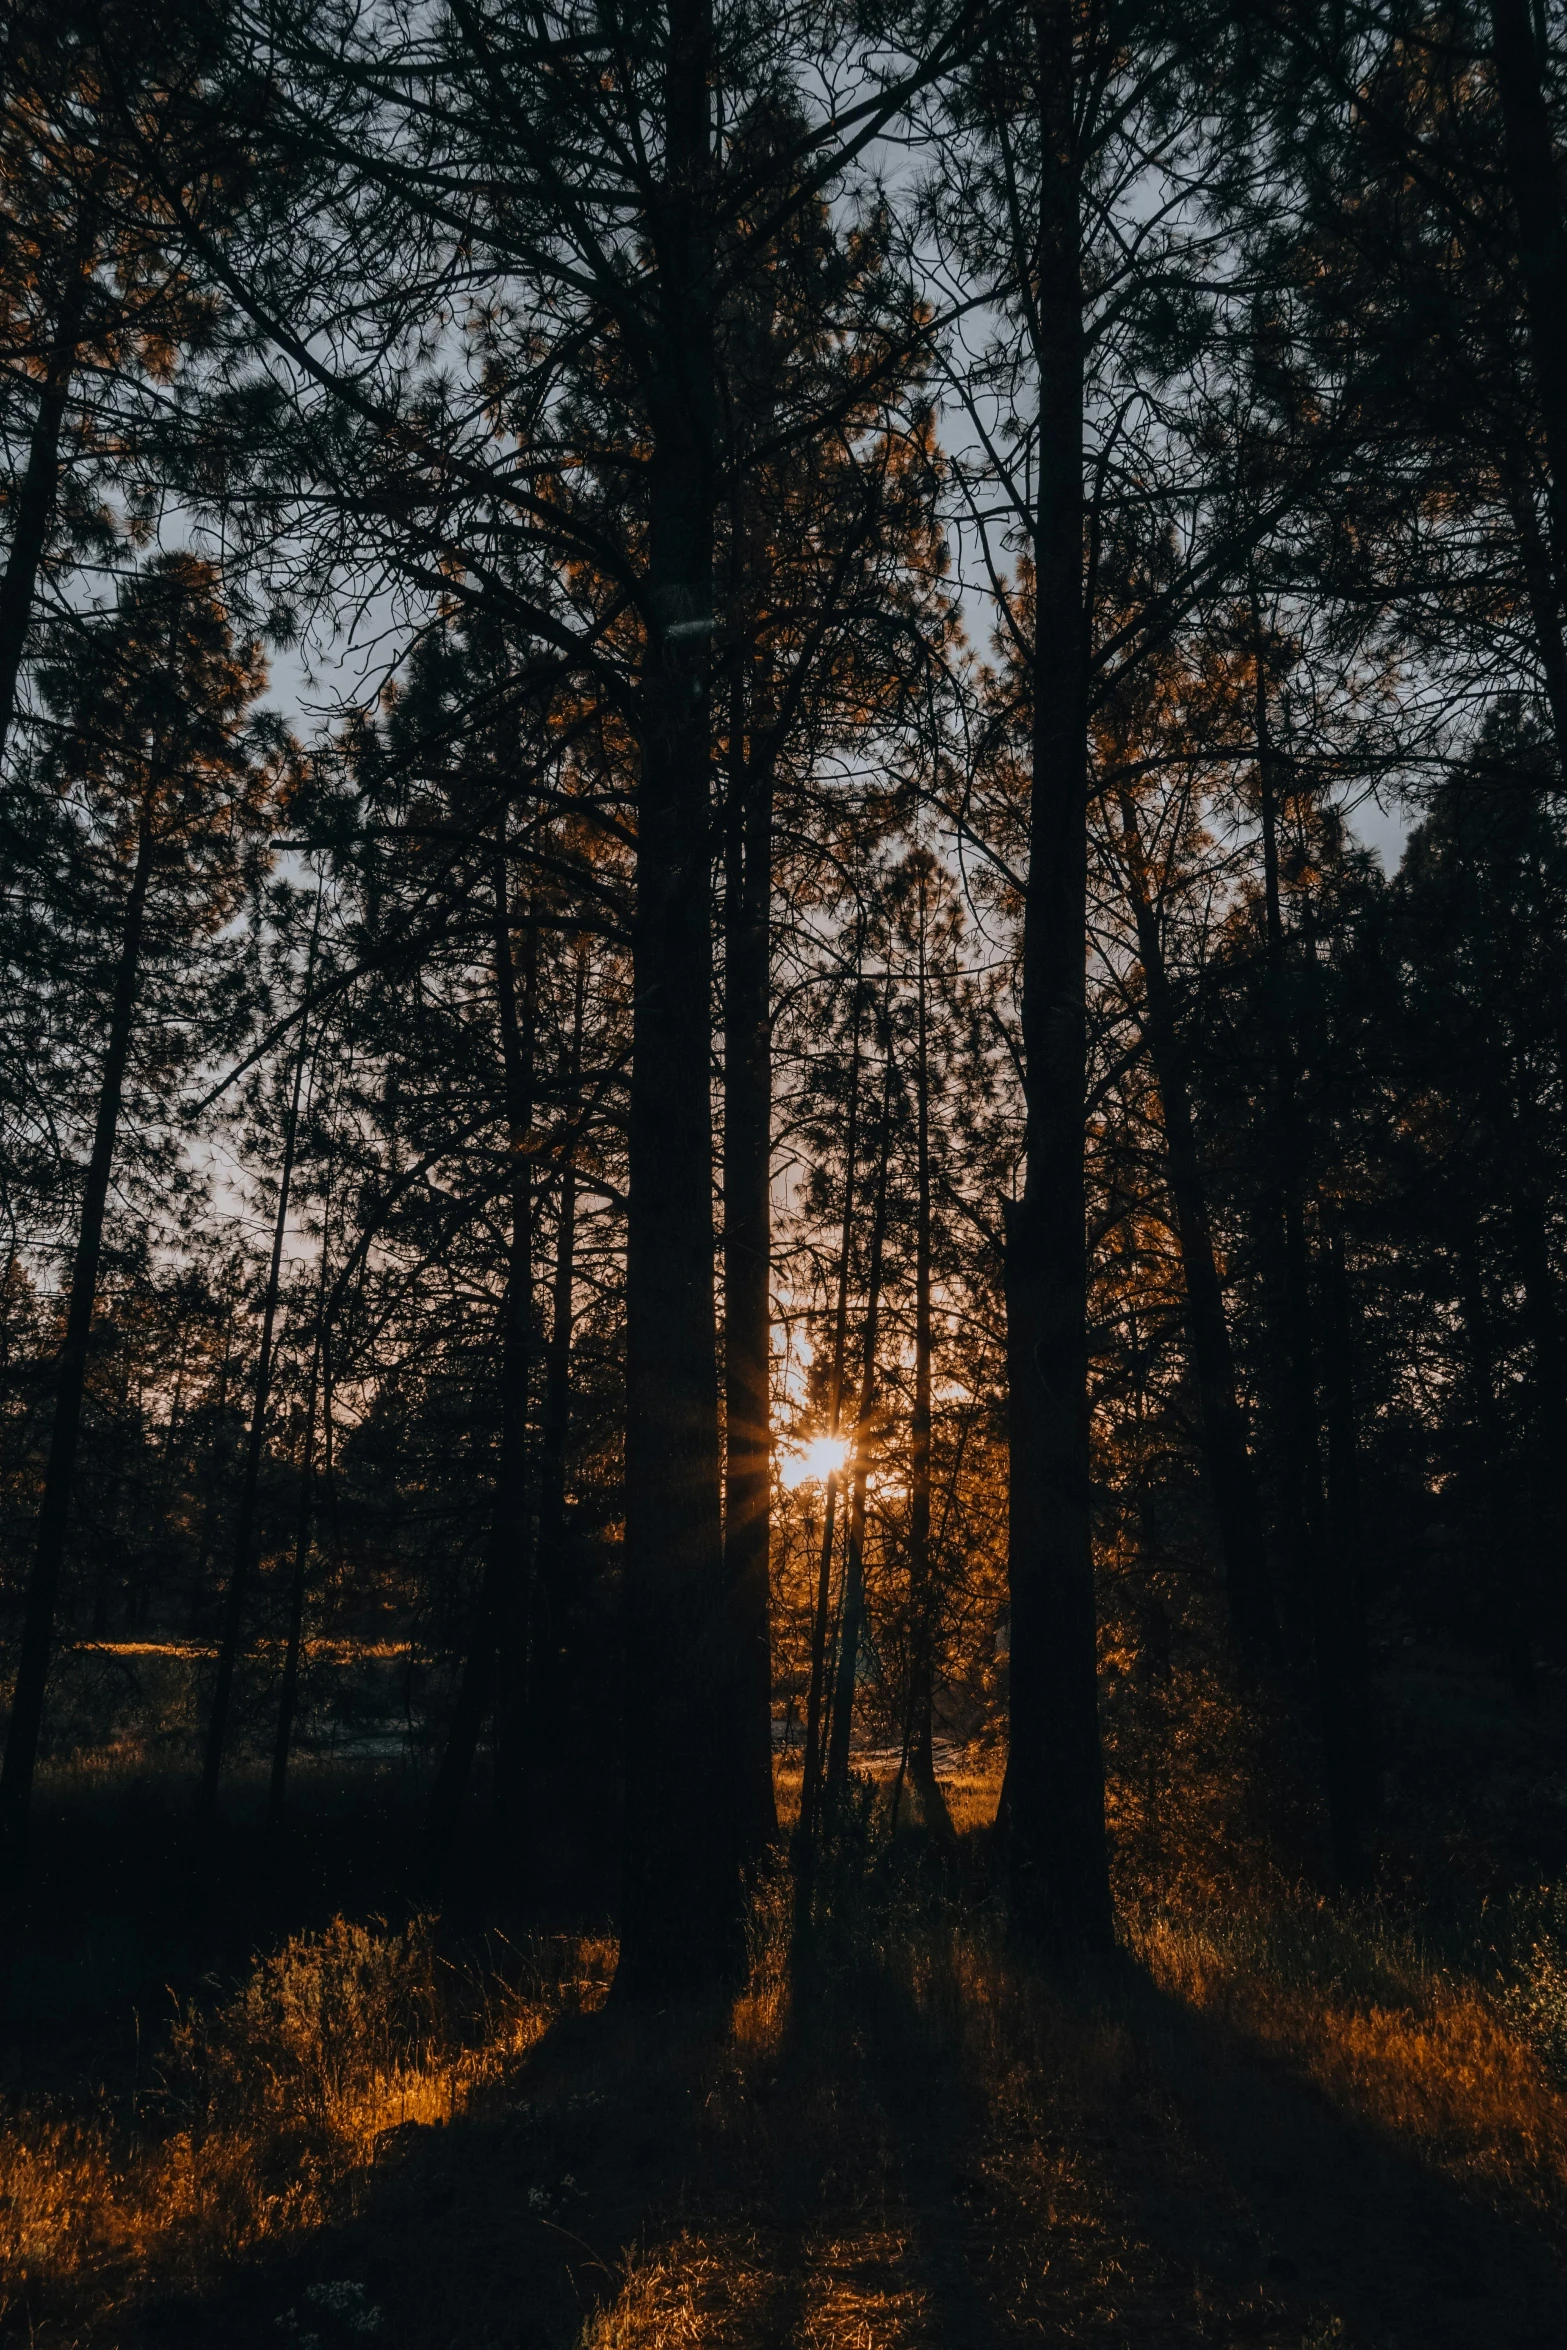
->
[7, 1841, 1567, 2346]
[0, 1917, 612, 2341]
[1135, 1897, 1567, 2219]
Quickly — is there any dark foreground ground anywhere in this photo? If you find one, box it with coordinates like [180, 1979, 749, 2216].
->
[6, 1646, 1567, 2347]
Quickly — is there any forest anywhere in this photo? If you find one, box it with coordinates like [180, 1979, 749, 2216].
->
[5, 0, 1567, 2339]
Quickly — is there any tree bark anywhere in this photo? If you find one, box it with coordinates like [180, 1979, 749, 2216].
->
[1456, 1231, 1536, 1704]
[427, 849, 536, 1865]
[0, 808, 153, 1883]
[1003, 0, 1112, 1955]
[796, 965, 863, 1889]
[491, 875, 538, 1841]
[1116, 792, 1279, 1660]
[1318, 1210, 1375, 1886]
[533, 950, 583, 1782]
[1491, 0, 1567, 597]
[616, 0, 738, 1991]
[723, 699, 779, 1859]
[268, 1311, 322, 1832]
[199, 972, 314, 1819]
[826, 1044, 894, 1806]
[903, 880, 952, 1840]
[0, 263, 89, 771]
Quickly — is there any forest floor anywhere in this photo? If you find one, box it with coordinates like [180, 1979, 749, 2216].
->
[5, 1664, 1567, 2347]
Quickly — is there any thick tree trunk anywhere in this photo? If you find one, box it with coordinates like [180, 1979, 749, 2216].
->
[0, 265, 89, 771]
[199, 990, 314, 1818]
[427, 852, 536, 1864]
[1116, 794, 1279, 1660]
[616, 0, 738, 1991]
[1003, 0, 1112, 1955]
[0, 810, 152, 1883]
[723, 713, 779, 1858]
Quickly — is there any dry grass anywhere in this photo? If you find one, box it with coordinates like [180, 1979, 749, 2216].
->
[1133, 1893, 1567, 2219]
[0, 1917, 613, 2343]
[7, 1798, 1567, 2346]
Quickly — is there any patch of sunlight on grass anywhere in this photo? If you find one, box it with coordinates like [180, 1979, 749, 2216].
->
[1133, 1897, 1567, 2213]
[0, 1917, 613, 2338]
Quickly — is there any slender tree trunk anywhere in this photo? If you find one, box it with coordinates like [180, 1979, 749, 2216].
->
[723, 640, 779, 1856]
[533, 952, 583, 1783]
[1456, 1232, 1536, 1704]
[826, 1045, 895, 1805]
[0, 265, 89, 771]
[0, 809, 153, 1882]
[1252, 635, 1371, 1879]
[904, 884, 952, 1840]
[492, 878, 538, 1839]
[198, 983, 314, 1820]
[1501, 452, 1567, 759]
[796, 968, 863, 1892]
[1491, 0, 1567, 596]
[189, 1302, 235, 1631]
[1254, 626, 1324, 1613]
[617, 0, 737, 1990]
[268, 1316, 322, 1831]
[1318, 1210, 1374, 1885]
[428, 851, 536, 1864]
[1003, 0, 1112, 1954]
[1116, 793, 1279, 1659]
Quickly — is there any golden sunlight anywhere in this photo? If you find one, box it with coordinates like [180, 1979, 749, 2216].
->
[778, 1434, 851, 1490]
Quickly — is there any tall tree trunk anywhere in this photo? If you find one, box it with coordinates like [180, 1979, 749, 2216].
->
[533, 951, 583, 1785]
[1491, 0, 1567, 599]
[1253, 632, 1368, 1879]
[903, 880, 952, 1840]
[268, 1312, 322, 1832]
[1003, 0, 1112, 1954]
[189, 1301, 236, 1631]
[796, 967, 863, 1892]
[1254, 623, 1324, 1605]
[0, 263, 89, 770]
[492, 875, 538, 1840]
[826, 1044, 895, 1806]
[0, 808, 152, 1882]
[1456, 1232, 1535, 1704]
[1501, 452, 1567, 759]
[199, 975, 315, 1819]
[1115, 792, 1279, 1660]
[1318, 1210, 1374, 1885]
[427, 850, 536, 1865]
[723, 694, 779, 1858]
[617, 0, 737, 1990]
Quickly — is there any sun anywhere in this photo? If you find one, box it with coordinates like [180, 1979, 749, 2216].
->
[778, 1433, 851, 1490]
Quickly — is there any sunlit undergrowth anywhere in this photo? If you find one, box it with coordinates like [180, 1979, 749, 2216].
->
[1132, 1886, 1567, 2221]
[8, 1801, 1567, 2346]
[0, 1918, 613, 2342]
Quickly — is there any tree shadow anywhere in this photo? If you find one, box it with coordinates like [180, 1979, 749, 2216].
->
[114, 1916, 1567, 2350]
[1108, 1956, 1567, 2348]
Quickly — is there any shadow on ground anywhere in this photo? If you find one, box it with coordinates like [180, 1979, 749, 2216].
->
[115, 1897, 1567, 2350]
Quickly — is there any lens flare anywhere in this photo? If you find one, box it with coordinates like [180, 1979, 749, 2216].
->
[778, 1434, 851, 1490]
